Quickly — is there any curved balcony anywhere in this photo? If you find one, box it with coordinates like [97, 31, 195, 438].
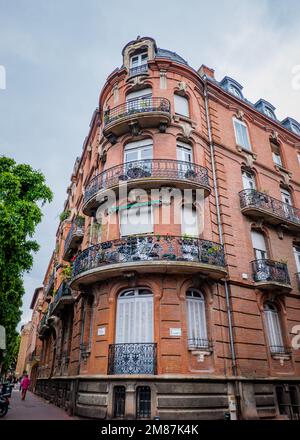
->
[51, 282, 73, 316]
[63, 218, 85, 261]
[70, 235, 226, 289]
[251, 259, 291, 291]
[240, 189, 300, 231]
[83, 159, 210, 215]
[103, 97, 171, 140]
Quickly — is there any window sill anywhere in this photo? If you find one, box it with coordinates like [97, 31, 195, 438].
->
[274, 164, 292, 176]
[236, 145, 257, 158]
[173, 114, 197, 128]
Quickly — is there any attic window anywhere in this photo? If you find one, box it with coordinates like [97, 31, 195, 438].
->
[292, 123, 300, 136]
[264, 107, 276, 120]
[229, 84, 242, 99]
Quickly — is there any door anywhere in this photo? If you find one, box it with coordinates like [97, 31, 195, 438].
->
[124, 139, 153, 177]
[242, 171, 256, 190]
[281, 188, 294, 219]
[176, 143, 193, 178]
[251, 230, 267, 260]
[126, 88, 152, 113]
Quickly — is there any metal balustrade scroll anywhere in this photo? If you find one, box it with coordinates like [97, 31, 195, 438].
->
[72, 235, 226, 279]
[239, 189, 300, 225]
[83, 159, 210, 206]
[108, 343, 157, 375]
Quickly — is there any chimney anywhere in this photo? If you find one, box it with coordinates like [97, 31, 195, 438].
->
[198, 64, 215, 79]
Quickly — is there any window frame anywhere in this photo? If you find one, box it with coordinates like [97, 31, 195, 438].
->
[174, 93, 190, 117]
[233, 118, 252, 151]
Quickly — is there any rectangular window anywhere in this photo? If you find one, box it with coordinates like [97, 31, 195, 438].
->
[120, 205, 153, 237]
[136, 386, 151, 419]
[242, 171, 256, 190]
[174, 94, 189, 117]
[233, 118, 251, 151]
[251, 230, 267, 260]
[113, 386, 126, 418]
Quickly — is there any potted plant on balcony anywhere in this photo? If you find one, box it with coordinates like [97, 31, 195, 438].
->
[59, 209, 71, 222]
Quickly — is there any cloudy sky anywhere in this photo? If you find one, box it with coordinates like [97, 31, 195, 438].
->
[0, 0, 300, 328]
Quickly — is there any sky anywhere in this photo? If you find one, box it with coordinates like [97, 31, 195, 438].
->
[0, 0, 300, 328]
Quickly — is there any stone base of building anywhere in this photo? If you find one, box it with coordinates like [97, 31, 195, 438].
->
[35, 376, 300, 420]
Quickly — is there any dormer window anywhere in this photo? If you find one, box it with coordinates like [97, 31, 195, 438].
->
[220, 76, 244, 99]
[264, 107, 276, 120]
[229, 84, 242, 99]
[129, 51, 148, 76]
[292, 123, 300, 136]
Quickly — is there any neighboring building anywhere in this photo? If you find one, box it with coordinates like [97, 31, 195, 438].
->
[15, 322, 31, 377]
[15, 288, 44, 383]
[34, 37, 300, 420]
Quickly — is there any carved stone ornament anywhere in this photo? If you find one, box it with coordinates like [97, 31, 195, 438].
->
[180, 121, 193, 138]
[244, 151, 257, 167]
[236, 109, 245, 120]
[178, 81, 187, 92]
[270, 130, 279, 143]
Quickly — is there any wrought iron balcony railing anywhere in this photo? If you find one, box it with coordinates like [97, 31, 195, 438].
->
[63, 218, 85, 259]
[72, 235, 225, 279]
[251, 259, 290, 285]
[44, 271, 55, 297]
[108, 343, 157, 375]
[83, 159, 210, 206]
[103, 97, 170, 127]
[187, 338, 213, 351]
[240, 189, 300, 227]
[129, 64, 148, 77]
[53, 282, 71, 305]
[269, 345, 292, 355]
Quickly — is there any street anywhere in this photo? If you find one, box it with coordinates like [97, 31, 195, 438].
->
[2, 388, 79, 420]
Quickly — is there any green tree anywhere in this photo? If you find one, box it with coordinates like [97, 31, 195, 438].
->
[0, 156, 53, 372]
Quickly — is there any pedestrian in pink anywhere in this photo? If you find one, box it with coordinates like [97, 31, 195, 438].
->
[20, 373, 30, 401]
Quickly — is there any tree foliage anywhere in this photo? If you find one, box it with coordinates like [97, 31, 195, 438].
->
[0, 156, 53, 372]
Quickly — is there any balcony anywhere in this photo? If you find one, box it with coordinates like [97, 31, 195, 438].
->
[188, 338, 213, 351]
[108, 343, 157, 375]
[38, 314, 49, 337]
[129, 64, 148, 77]
[51, 282, 73, 316]
[44, 272, 55, 299]
[83, 159, 210, 215]
[63, 218, 85, 261]
[103, 97, 171, 140]
[240, 189, 300, 231]
[70, 235, 226, 288]
[251, 259, 291, 291]
[269, 345, 292, 356]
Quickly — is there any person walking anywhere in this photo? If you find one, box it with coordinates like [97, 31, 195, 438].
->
[20, 373, 30, 401]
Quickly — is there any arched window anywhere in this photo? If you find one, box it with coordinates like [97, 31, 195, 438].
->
[174, 94, 189, 117]
[242, 169, 256, 190]
[186, 289, 208, 349]
[233, 118, 251, 151]
[116, 288, 153, 343]
[264, 302, 284, 354]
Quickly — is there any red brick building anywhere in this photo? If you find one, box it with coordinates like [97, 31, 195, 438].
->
[34, 37, 300, 419]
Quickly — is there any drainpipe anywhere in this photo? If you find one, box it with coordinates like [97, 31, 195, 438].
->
[203, 80, 240, 418]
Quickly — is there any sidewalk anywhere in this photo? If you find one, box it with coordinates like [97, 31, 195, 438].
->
[3, 388, 79, 420]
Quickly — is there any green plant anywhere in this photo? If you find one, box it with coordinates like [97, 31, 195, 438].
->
[0, 156, 52, 372]
[61, 265, 72, 280]
[59, 209, 71, 222]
